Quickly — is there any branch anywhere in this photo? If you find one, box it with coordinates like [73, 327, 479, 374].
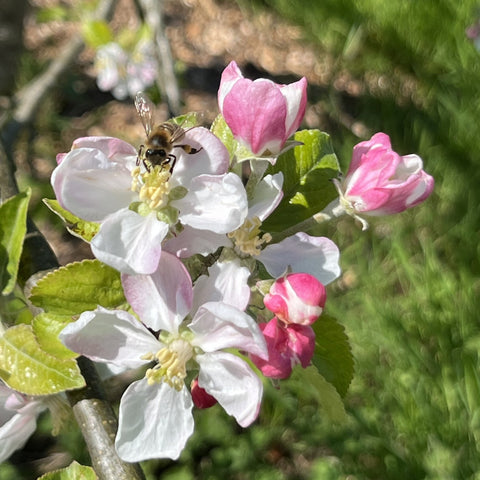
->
[138, 0, 181, 116]
[0, 0, 117, 158]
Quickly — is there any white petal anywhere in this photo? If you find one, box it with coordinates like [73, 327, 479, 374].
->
[116, 378, 194, 461]
[171, 127, 230, 186]
[248, 173, 284, 222]
[51, 146, 137, 221]
[91, 209, 168, 275]
[163, 225, 230, 258]
[190, 302, 267, 359]
[0, 408, 39, 463]
[122, 251, 193, 333]
[174, 173, 248, 233]
[197, 352, 262, 427]
[59, 307, 160, 368]
[258, 232, 341, 285]
[192, 259, 251, 312]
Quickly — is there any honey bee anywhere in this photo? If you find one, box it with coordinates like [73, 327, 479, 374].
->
[135, 91, 202, 172]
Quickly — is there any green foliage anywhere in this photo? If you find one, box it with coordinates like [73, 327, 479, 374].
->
[263, 130, 340, 232]
[29, 259, 126, 315]
[43, 199, 99, 243]
[0, 323, 85, 395]
[211, 114, 238, 163]
[311, 314, 354, 398]
[37, 461, 97, 480]
[0, 189, 31, 295]
[289, 367, 347, 423]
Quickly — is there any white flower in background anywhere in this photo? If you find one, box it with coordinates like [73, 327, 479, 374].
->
[60, 253, 267, 461]
[95, 40, 157, 100]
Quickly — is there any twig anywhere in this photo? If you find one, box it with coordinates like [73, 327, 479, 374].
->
[138, 0, 181, 116]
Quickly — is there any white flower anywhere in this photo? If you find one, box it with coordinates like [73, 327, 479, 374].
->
[0, 383, 46, 462]
[51, 133, 248, 274]
[95, 41, 157, 100]
[59, 253, 267, 461]
[164, 172, 341, 284]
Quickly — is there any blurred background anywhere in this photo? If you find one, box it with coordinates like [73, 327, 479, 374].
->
[1, 0, 479, 478]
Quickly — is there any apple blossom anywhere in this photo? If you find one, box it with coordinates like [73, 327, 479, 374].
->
[51, 132, 248, 274]
[333, 132, 434, 230]
[264, 273, 326, 326]
[250, 318, 315, 379]
[94, 40, 157, 100]
[218, 60, 307, 157]
[59, 253, 267, 461]
[163, 171, 341, 286]
[0, 383, 47, 462]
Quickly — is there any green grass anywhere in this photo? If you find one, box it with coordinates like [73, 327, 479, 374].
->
[239, 0, 480, 479]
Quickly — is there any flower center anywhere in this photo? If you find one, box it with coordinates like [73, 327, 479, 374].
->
[228, 216, 272, 257]
[143, 338, 193, 391]
[131, 165, 171, 210]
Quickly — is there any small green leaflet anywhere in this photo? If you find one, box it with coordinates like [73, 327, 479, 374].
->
[0, 324, 85, 395]
[43, 199, 99, 242]
[37, 461, 97, 480]
[29, 259, 126, 316]
[290, 367, 347, 423]
[33, 313, 79, 360]
[211, 114, 238, 162]
[263, 130, 341, 232]
[0, 188, 31, 295]
[311, 314, 354, 398]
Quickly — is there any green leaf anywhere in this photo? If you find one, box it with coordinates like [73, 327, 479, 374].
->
[0, 188, 31, 295]
[29, 259, 126, 315]
[311, 314, 354, 398]
[37, 461, 97, 480]
[0, 324, 85, 395]
[32, 313, 78, 360]
[43, 199, 99, 242]
[263, 130, 341, 232]
[81, 20, 113, 48]
[211, 114, 238, 162]
[290, 366, 347, 423]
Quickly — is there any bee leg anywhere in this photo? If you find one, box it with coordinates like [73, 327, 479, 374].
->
[137, 145, 144, 166]
[179, 145, 203, 155]
[165, 153, 177, 173]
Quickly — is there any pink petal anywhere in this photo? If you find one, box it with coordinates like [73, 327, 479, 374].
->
[122, 251, 193, 333]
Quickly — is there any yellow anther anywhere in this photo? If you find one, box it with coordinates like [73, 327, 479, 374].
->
[228, 216, 272, 257]
[131, 165, 171, 210]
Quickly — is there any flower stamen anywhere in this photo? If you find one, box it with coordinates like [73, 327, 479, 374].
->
[131, 165, 171, 210]
[228, 216, 272, 257]
[144, 339, 193, 391]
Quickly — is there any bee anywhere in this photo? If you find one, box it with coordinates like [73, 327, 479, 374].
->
[134, 91, 202, 172]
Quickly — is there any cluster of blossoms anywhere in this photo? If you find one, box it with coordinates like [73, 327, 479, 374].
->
[94, 39, 157, 100]
[2, 61, 434, 462]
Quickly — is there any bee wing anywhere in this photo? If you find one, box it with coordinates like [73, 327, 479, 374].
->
[169, 123, 187, 144]
[135, 91, 156, 137]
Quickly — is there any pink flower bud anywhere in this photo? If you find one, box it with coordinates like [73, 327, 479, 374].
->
[339, 132, 434, 217]
[250, 318, 315, 379]
[218, 61, 307, 156]
[264, 273, 326, 326]
[190, 378, 217, 409]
